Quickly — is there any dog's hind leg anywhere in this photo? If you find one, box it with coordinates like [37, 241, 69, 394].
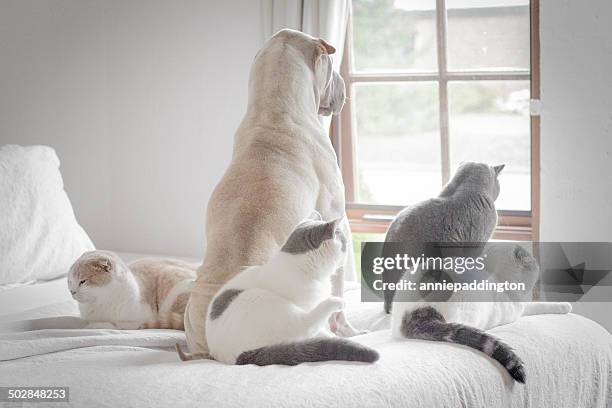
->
[329, 217, 367, 337]
[183, 282, 220, 360]
[329, 267, 365, 336]
[338, 216, 356, 282]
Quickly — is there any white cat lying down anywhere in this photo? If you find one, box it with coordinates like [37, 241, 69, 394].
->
[68, 251, 195, 330]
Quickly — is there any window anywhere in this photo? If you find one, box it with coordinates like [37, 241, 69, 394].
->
[334, 0, 539, 241]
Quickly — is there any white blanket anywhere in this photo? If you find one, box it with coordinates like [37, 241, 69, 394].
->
[1, 279, 611, 408]
[0, 327, 186, 361]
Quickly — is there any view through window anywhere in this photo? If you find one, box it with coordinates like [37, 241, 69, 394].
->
[340, 0, 534, 220]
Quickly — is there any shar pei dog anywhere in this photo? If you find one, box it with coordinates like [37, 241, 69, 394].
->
[183, 29, 360, 359]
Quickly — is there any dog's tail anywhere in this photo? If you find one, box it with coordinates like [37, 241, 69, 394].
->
[175, 343, 210, 361]
[401, 307, 525, 383]
[235, 338, 379, 366]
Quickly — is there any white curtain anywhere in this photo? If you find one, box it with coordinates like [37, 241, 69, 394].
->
[261, 0, 350, 71]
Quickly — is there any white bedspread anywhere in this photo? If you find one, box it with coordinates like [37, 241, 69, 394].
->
[1, 278, 611, 408]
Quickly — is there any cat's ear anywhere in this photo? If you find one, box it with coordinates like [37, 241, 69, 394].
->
[323, 218, 342, 239]
[331, 217, 343, 230]
[92, 258, 112, 272]
[513, 245, 529, 261]
[493, 164, 505, 176]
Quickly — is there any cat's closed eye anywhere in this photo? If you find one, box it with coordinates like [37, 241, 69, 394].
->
[79, 280, 86, 286]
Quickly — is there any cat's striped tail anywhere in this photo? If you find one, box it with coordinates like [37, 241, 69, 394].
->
[235, 338, 379, 366]
[401, 306, 526, 383]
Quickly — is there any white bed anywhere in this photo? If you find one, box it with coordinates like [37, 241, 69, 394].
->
[1, 272, 611, 408]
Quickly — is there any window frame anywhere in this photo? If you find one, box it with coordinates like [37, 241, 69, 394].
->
[333, 0, 540, 241]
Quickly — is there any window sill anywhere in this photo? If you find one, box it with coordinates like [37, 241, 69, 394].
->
[346, 204, 533, 241]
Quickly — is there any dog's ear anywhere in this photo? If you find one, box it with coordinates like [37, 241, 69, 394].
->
[318, 71, 346, 116]
[314, 46, 333, 96]
[313, 38, 344, 116]
[318, 38, 336, 55]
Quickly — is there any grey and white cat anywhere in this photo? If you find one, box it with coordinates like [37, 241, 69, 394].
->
[386, 162, 570, 383]
[187, 218, 379, 365]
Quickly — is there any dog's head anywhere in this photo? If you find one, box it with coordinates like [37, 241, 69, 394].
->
[264, 29, 346, 116]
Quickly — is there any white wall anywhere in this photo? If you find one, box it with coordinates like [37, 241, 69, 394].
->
[0, 0, 264, 258]
[0, 0, 113, 245]
[540, 0, 612, 242]
[540, 0, 612, 330]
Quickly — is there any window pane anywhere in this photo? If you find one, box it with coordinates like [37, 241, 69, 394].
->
[352, 0, 437, 72]
[352, 232, 385, 278]
[353, 82, 441, 205]
[448, 81, 531, 211]
[446, 0, 530, 71]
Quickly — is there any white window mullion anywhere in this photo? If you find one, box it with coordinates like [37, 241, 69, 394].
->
[436, 0, 451, 184]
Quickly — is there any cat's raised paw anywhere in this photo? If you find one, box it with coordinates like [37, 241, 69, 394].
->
[335, 321, 368, 337]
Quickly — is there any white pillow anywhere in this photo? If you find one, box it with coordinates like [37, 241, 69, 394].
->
[0, 145, 94, 284]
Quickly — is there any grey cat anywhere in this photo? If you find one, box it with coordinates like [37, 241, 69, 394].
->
[201, 218, 379, 365]
[383, 162, 504, 313]
[383, 162, 532, 383]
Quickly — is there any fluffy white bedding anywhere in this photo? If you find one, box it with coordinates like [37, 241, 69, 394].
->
[0, 145, 94, 285]
[1, 277, 611, 408]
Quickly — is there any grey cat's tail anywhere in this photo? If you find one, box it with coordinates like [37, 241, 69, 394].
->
[235, 338, 379, 366]
[401, 307, 526, 383]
